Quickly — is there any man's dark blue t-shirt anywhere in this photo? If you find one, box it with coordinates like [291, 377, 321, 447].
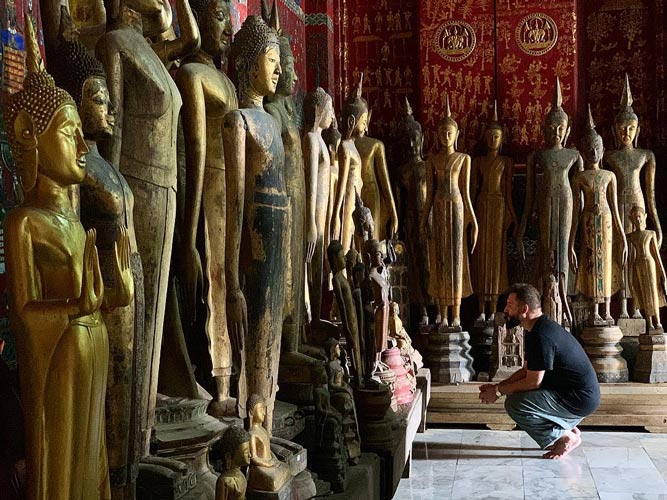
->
[525, 315, 600, 416]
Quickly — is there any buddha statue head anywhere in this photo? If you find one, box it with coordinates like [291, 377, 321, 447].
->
[544, 77, 570, 148]
[363, 239, 384, 268]
[630, 205, 647, 231]
[304, 87, 334, 131]
[190, 0, 232, 60]
[437, 95, 459, 150]
[260, 2, 297, 99]
[323, 337, 341, 362]
[327, 240, 346, 274]
[580, 105, 604, 166]
[52, 9, 113, 142]
[322, 115, 342, 154]
[219, 426, 251, 470]
[231, 15, 281, 104]
[6, 13, 88, 194]
[247, 394, 267, 426]
[483, 101, 504, 153]
[353, 190, 374, 240]
[396, 97, 423, 160]
[341, 73, 368, 140]
[614, 73, 640, 149]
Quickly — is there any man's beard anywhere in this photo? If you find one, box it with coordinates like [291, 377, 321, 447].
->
[506, 316, 521, 329]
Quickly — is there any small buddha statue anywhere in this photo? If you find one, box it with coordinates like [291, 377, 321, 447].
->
[604, 74, 662, 318]
[216, 426, 251, 500]
[421, 97, 478, 328]
[388, 301, 423, 371]
[5, 14, 134, 499]
[471, 103, 516, 321]
[51, 11, 144, 497]
[323, 116, 342, 249]
[355, 108, 399, 239]
[569, 106, 627, 324]
[362, 239, 391, 375]
[331, 74, 365, 251]
[303, 88, 335, 324]
[97, 0, 183, 455]
[264, 3, 308, 354]
[518, 78, 583, 293]
[175, 0, 238, 416]
[246, 395, 291, 493]
[352, 190, 375, 252]
[627, 206, 667, 331]
[328, 240, 363, 381]
[223, 15, 286, 425]
[395, 97, 431, 325]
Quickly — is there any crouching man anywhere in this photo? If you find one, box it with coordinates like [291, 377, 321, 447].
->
[479, 283, 600, 459]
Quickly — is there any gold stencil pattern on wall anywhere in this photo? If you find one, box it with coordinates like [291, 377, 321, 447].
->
[433, 20, 477, 62]
[515, 13, 558, 56]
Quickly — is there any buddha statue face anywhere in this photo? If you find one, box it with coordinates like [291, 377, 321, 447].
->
[320, 97, 335, 130]
[437, 122, 458, 149]
[200, 0, 233, 59]
[580, 133, 604, 166]
[544, 117, 569, 147]
[250, 399, 266, 424]
[275, 42, 297, 97]
[352, 110, 368, 139]
[630, 206, 647, 231]
[233, 441, 251, 467]
[484, 126, 503, 152]
[35, 104, 89, 186]
[615, 118, 639, 148]
[80, 77, 115, 141]
[250, 47, 282, 96]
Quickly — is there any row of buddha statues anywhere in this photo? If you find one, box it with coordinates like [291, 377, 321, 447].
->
[2, 0, 425, 498]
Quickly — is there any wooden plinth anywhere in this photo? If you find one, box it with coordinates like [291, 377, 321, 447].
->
[427, 382, 667, 432]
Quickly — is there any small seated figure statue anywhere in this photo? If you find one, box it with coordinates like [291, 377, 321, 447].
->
[627, 206, 667, 331]
[246, 395, 291, 493]
[216, 427, 251, 500]
[388, 301, 424, 372]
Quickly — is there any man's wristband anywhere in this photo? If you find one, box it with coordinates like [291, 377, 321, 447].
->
[495, 384, 503, 397]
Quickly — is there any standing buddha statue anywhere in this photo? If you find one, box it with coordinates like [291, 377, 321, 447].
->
[603, 74, 662, 318]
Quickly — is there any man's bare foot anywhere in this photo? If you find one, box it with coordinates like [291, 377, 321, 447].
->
[543, 431, 581, 459]
[572, 427, 581, 437]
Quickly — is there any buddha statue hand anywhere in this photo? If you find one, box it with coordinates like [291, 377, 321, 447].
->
[111, 226, 135, 308]
[619, 239, 628, 269]
[470, 220, 479, 254]
[180, 244, 204, 324]
[569, 245, 578, 273]
[72, 229, 104, 319]
[227, 288, 247, 351]
[306, 218, 317, 263]
[390, 215, 398, 240]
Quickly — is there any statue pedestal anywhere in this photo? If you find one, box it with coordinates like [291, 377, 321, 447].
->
[581, 325, 629, 383]
[271, 400, 306, 442]
[425, 326, 475, 383]
[153, 396, 224, 499]
[270, 437, 316, 500]
[354, 384, 397, 453]
[247, 481, 293, 500]
[470, 319, 494, 375]
[633, 329, 667, 383]
[618, 318, 646, 378]
[382, 347, 415, 405]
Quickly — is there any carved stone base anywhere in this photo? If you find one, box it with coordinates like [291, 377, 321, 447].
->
[618, 317, 647, 336]
[357, 408, 398, 453]
[136, 456, 199, 500]
[470, 320, 494, 375]
[425, 327, 475, 384]
[619, 318, 646, 376]
[247, 480, 293, 500]
[271, 400, 306, 442]
[151, 396, 225, 500]
[292, 470, 318, 500]
[581, 326, 629, 383]
[633, 331, 667, 383]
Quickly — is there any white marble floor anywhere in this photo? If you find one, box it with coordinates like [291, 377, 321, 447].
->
[394, 428, 667, 500]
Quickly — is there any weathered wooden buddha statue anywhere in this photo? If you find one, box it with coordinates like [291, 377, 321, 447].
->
[421, 98, 478, 328]
[97, 0, 183, 455]
[471, 103, 516, 321]
[223, 14, 285, 426]
[569, 107, 627, 324]
[175, 0, 239, 416]
[51, 12, 144, 498]
[604, 74, 662, 318]
[517, 78, 582, 293]
[5, 15, 134, 499]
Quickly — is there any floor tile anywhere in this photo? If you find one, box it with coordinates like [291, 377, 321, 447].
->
[591, 467, 667, 494]
[584, 447, 657, 469]
[451, 465, 523, 500]
[523, 474, 599, 499]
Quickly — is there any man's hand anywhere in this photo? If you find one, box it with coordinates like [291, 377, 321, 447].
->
[479, 384, 499, 404]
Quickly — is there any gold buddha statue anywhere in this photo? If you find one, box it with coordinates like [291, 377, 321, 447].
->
[470, 103, 516, 321]
[51, 11, 144, 498]
[5, 14, 133, 499]
[355, 108, 399, 240]
[246, 395, 291, 493]
[569, 107, 627, 324]
[96, 0, 183, 455]
[603, 74, 662, 318]
[322, 116, 342, 252]
[264, 3, 307, 355]
[303, 88, 335, 324]
[175, 0, 238, 416]
[627, 206, 666, 331]
[216, 426, 251, 500]
[518, 78, 583, 293]
[223, 14, 286, 426]
[331, 74, 365, 252]
[421, 98, 478, 328]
